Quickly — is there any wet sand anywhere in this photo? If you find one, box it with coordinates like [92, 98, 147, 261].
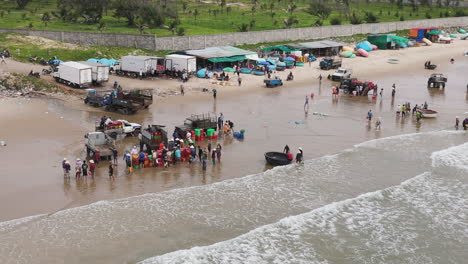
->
[0, 39, 467, 221]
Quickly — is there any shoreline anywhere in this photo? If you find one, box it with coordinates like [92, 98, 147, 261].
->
[1, 35, 467, 106]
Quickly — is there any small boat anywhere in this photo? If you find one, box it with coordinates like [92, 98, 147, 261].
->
[252, 70, 265, 76]
[264, 152, 292, 166]
[295, 62, 305, 67]
[264, 78, 283, 88]
[240, 67, 252, 74]
[425, 64, 437, 70]
[421, 109, 438, 118]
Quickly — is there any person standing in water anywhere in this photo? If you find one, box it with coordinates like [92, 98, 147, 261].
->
[367, 110, 373, 122]
[211, 150, 216, 165]
[295, 147, 303, 164]
[82, 160, 88, 179]
[108, 163, 114, 180]
[455, 116, 460, 129]
[212, 88, 217, 99]
[283, 145, 290, 154]
[375, 117, 382, 130]
[304, 95, 309, 110]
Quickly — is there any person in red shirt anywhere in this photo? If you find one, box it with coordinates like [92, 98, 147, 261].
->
[94, 150, 101, 166]
[89, 160, 96, 177]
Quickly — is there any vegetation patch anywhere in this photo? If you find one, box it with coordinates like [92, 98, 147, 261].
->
[0, 0, 465, 37]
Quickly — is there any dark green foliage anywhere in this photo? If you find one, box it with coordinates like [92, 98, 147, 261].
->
[330, 16, 342, 25]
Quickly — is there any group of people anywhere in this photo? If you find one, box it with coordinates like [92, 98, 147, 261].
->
[217, 113, 235, 135]
[283, 145, 304, 164]
[396, 101, 429, 122]
[455, 116, 468, 130]
[127, 132, 224, 173]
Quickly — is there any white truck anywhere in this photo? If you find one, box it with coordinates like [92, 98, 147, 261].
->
[165, 54, 196, 73]
[95, 119, 142, 138]
[78, 61, 110, 85]
[331, 68, 352, 81]
[115, 55, 162, 78]
[53, 61, 92, 88]
[85, 131, 115, 160]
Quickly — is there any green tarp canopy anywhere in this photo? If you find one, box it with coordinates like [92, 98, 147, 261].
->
[428, 30, 443, 35]
[367, 34, 389, 50]
[261, 45, 300, 52]
[208, 55, 246, 63]
[389, 35, 409, 46]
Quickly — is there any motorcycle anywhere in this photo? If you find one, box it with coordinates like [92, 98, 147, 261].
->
[28, 70, 40, 78]
[29, 55, 38, 63]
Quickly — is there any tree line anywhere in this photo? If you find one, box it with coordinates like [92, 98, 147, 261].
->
[14, 0, 181, 34]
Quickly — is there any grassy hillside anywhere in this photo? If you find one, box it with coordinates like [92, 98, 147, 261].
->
[0, 33, 168, 63]
[0, 0, 466, 37]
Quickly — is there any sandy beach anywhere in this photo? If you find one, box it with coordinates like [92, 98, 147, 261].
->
[0, 36, 467, 222]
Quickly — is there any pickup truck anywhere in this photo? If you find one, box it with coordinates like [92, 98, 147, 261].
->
[331, 68, 352, 81]
[85, 132, 115, 160]
[96, 119, 142, 138]
[174, 113, 218, 138]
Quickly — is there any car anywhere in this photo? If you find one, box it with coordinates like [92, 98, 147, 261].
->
[331, 68, 352, 81]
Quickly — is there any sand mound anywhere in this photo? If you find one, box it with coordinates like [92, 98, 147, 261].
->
[6, 34, 83, 50]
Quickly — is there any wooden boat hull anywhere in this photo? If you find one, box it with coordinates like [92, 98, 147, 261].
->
[421, 109, 438, 118]
[264, 152, 291, 166]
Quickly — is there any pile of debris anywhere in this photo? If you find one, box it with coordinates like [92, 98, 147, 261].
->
[0, 72, 59, 97]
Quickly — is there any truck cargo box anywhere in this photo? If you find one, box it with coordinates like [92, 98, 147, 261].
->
[165, 54, 196, 73]
[78, 61, 110, 83]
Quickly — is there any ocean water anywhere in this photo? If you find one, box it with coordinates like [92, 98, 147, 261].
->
[0, 130, 466, 264]
[143, 143, 468, 264]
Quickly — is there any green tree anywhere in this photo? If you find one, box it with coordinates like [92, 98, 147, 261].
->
[176, 27, 185, 36]
[365, 11, 378, 23]
[182, 1, 188, 14]
[305, 0, 332, 26]
[134, 17, 147, 34]
[193, 8, 199, 21]
[237, 23, 249, 32]
[168, 19, 180, 34]
[42, 12, 51, 27]
[287, 3, 297, 13]
[28, 22, 33, 29]
[16, 0, 31, 9]
[349, 12, 362, 24]
[283, 16, 299, 28]
[113, 0, 147, 26]
[269, 2, 275, 15]
[251, 5, 256, 15]
[97, 21, 106, 32]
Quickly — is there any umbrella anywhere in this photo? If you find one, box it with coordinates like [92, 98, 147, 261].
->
[87, 58, 99, 63]
[258, 61, 269, 66]
[223, 67, 235, 72]
[284, 57, 295, 62]
[276, 62, 286, 66]
[266, 59, 276, 65]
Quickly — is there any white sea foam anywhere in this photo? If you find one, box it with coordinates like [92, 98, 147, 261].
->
[431, 141, 468, 170]
[142, 169, 468, 264]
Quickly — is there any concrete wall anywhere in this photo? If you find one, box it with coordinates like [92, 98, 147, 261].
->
[0, 17, 467, 51]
